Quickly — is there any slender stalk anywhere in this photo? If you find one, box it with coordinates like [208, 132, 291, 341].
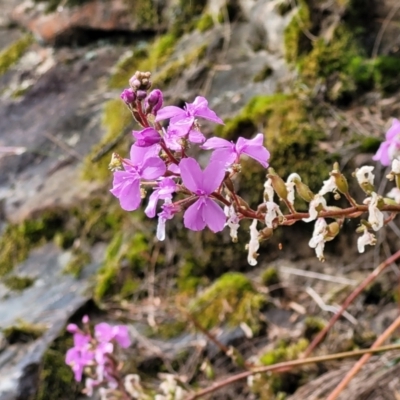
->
[326, 315, 400, 400]
[184, 343, 400, 400]
[303, 249, 400, 358]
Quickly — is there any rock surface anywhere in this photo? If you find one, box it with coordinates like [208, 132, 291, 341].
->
[0, 243, 105, 400]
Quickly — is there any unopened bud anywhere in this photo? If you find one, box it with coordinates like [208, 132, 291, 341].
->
[325, 221, 340, 241]
[294, 180, 314, 202]
[259, 227, 273, 241]
[331, 171, 348, 194]
[120, 88, 136, 105]
[136, 90, 147, 101]
[267, 168, 288, 201]
[144, 89, 163, 115]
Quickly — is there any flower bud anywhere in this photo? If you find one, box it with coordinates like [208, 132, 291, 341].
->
[294, 180, 314, 202]
[259, 227, 273, 241]
[267, 168, 288, 201]
[145, 89, 163, 115]
[331, 171, 348, 194]
[136, 90, 147, 101]
[325, 221, 340, 241]
[354, 166, 375, 194]
[109, 153, 123, 171]
[120, 88, 136, 105]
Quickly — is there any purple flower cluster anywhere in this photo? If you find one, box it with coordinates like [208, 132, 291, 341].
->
[65, 316, 131, 396]
[111, 72, 270, 237]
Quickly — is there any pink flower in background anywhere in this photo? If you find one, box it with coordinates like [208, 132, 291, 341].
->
[95, 323, 131, 348]
[373, 118, 400, 166]
[179, 158, 226, 232]
[155, 96, 223, 138]
[110, 145, 166, 211]
[202, 133, 270, 168]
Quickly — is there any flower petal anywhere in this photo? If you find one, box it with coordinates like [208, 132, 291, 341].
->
[202, 160, 226, 194]
[202, 137, 232, 150]
[141, 157, 166, 180]
[202, 198, 226, 232]
[112, 178, 141, 211]
[155, 105, 185, 122]
[191, 96, 224, 124]
[179, 158, 203, 192]
[183, 198, 207, 231]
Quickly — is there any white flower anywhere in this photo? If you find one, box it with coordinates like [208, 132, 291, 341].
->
[286, 173, 301, 204]
[265, 201, 283, 228]
[392, 158, 400, 174]
[303, 194, 327, 222]
[318, 176, 337, 196]
[357, 229, 376, 253]
[364, 192, 384, 231]
[387, 187, 400, 203]
[246, 219, 260, 266]
[264, 178, 274, 201]
[224, 205, 240, 242]
[355, 166, 375, 186]
[308, 218, 327, 261]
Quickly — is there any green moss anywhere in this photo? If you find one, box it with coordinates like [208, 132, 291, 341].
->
[0, 211, 66, 276]
[359, 136, 381, 153]
[94, 229, 155, 302]
[108, 34, 178, 90]
[304, 316, 326, 340]
[196, 13, 214, 32]
[253, 65, 273, 82]
[177, 259, 208, 294]
[284, 0, 311, 63]
[62, 250, 91, 278]
[0, 34, 33, 76]
[35, 332, 81, 400]
[190, 272, 266, 333]
[3, 320, 47, 344]
[170, 0, 208, 36]
[3, 275, 35, 291]
[81, 99, 132, 181]
[251, 338, 309, 397]
[129, 0, 159, 27]
[0, 197, 125, 277]
[261, 267, 280, 287]
[152, 43, 207, 87]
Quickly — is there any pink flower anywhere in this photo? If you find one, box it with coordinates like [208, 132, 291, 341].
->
[95, 323, 131, 348]
[145, 177, 177, 218]
[65, 346, 94, 382]
[373, 119, 400, 166]
[155, 96, 223, 138]
[110, 145, 166, 211]
[202, 133, 270, 168]
[132, 127, 161, 147]
[179, 158, 226, 232]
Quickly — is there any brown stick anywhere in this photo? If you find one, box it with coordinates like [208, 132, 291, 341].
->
[326, 314, 400, 400]
[184, 343, 400, 400]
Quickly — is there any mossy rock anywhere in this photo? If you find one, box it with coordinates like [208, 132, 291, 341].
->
[284, 0, 311, 63]
[0, 34, 33, 76]
[81, 98, 133, 181]
[3, 275, 35, 291]
[0, 197, 125, 277]
[196, 13, 215, 32]
[3, 320, 47, 344]
[62, 249, 91, 278]
[94, 223, 163, 302]
[189, 272, 266, 333]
